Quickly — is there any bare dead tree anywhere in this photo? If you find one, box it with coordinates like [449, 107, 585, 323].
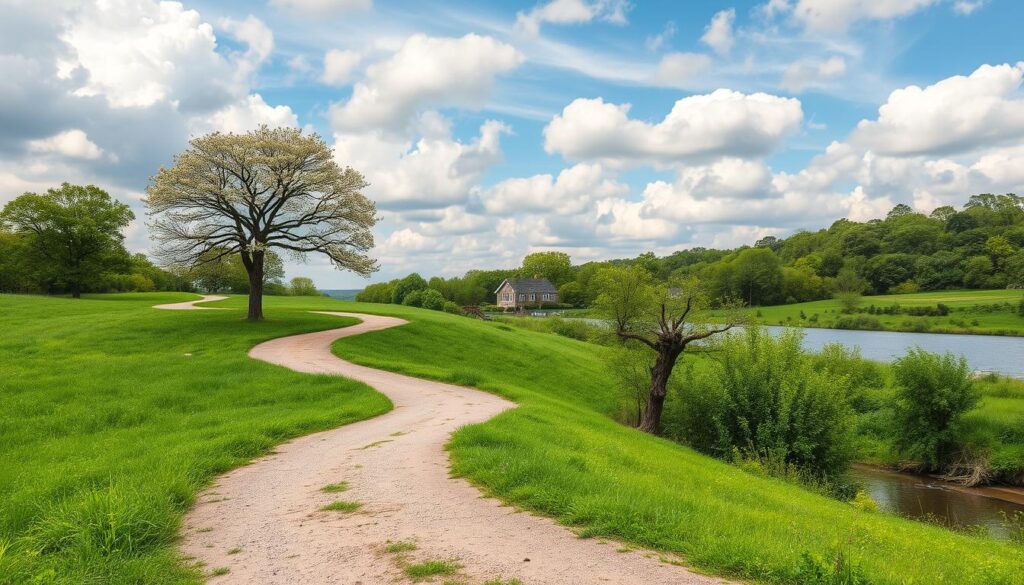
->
[596, 266, 743, 434]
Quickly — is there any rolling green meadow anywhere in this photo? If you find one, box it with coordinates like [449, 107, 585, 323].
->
[715, 289, 1024, 335]
[0, 294, 390, 584]
[2, 292, 1023, 584]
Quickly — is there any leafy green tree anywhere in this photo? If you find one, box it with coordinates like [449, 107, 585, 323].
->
[289, 277, 319, 296]
[146, 126, 377, 320]
[0, 230, 38, 293]
[863, 254, 916, 293]
[356, 281, 395, 303]
[730, 248, 784, 306]
[519, 251, 574, 286]
[0, 183, 134, 298]
[558, 281, 584, 307]
[1006, 251, 1024, 288]
[914, 251, 964, 290]
[985, 235, 1015, 269]
[391, 273, 427, 304]
[962, 255, 995, 288]
[891, 350, 978, 470]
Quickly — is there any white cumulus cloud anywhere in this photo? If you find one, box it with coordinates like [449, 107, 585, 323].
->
[850, 62, 1024, 156]
[28, 129, 105, 160]
[330, 34, 522, 132]
[543, 90, 804, 166]
[481, 163, 628, 215]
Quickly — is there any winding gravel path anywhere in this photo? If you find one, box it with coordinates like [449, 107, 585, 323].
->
[176, 311, 729, 584]
[153, 294, 228, 310]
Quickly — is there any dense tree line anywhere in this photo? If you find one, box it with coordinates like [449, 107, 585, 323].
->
[364, 194, 1024, 310]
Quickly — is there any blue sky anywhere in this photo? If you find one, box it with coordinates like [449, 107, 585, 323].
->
[2, 0, 1023, 288]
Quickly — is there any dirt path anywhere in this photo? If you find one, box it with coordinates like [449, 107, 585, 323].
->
[153, 294, 228, 310]
[179, 312, 729, 585]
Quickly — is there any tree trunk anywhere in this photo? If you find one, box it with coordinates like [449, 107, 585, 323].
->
[71, 282, 81, 299]
[637, 347, 679, 434]
[245, 250, 265, 321]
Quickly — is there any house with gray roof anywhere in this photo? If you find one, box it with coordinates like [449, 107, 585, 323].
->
[494, 278, 559, 310]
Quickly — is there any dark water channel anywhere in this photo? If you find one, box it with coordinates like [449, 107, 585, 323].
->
[850, 464, 1024, 539]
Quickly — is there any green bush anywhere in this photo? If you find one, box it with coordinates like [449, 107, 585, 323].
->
[442, 301, 462, 314]
[891, 349, 979, 469]
[668, 328, 856, 478]
[401, 290, 423, 307]
[420, 288, 446, 311]
[810, 343, 887, 413]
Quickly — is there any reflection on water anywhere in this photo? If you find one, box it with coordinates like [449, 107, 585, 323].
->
[850, 464, 1024, 539]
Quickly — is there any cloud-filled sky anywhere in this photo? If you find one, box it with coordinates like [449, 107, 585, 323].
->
[2, 0, 1023, 288]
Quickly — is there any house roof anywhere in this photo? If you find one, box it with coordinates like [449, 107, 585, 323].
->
[494, 278, 559, 295]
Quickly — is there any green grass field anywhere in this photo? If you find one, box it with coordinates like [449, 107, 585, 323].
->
[713, 289, 1024, 335]
[3, 293, 1023, 584]
[329, 298, 1024, 584]
[0, 293, 391, 584]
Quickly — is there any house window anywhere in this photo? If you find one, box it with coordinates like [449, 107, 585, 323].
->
[519, 294, 526, 301]
[529, 293, 536, 301]
[502, 292, 512, 302]
[542, 293, 552, 301]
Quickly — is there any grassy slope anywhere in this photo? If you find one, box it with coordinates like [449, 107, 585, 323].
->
[3, 293, 1023, 584]
[329, 299, 1024, 585]
[0, 294, 390, 584]
[713, 289, 1024, 335]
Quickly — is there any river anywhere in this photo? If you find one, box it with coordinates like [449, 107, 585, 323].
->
[850, 464, 1024, 538]
[763, 326, 1024, 379]
[566, 316, 1024, 379]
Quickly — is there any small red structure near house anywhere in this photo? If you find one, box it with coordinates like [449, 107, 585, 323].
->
[494, 278, 559, 312]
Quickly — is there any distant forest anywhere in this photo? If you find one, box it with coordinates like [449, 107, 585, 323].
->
[359, 193, 1024, 309]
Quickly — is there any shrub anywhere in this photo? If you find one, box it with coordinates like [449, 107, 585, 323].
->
[810, 344, 886, 412]
[890, 280, 920, 295]
[401, 290, 423, 307]
[419, 288, 446, 311]
[669, 328, 856, 478]
[891, 349, 979, 470]
[442, 301, 462, 314]
[834, 292, 863, 313]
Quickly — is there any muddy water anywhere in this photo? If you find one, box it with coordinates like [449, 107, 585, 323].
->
[850, 464, 1024, 538]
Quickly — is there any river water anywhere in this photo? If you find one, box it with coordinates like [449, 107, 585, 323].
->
[849, 464, 1024, 538]
[763, 326, 1024, 379]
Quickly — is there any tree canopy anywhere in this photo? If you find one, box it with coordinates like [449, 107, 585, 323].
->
[0, 183, 134, 297]
[146, 126, 377, 319]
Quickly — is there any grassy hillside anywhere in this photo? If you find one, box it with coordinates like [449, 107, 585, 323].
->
[715, 289, 1024, 335]
[3, 293, 1023, 584]
[329, 299, 1024, 584]
[0, 294, 390, 584]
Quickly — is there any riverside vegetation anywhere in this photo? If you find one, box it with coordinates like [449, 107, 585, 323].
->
[2, 293, 1022, 584]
